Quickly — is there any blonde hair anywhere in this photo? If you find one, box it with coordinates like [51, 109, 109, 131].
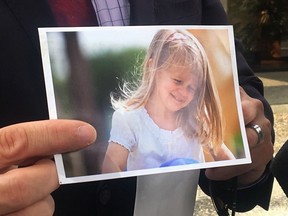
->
[111, 29, 223, 150]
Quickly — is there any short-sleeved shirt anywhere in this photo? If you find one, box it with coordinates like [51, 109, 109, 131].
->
[109, 107, 205, 171]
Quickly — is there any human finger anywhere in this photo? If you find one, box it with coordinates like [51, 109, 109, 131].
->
[205, 140, 273, 185]
[0, 159, 58, 215]
[4, 196, 54, 216]
[205, 142, 271, 184]
[205, 88, 273, 184]
[239, 87, 273, 158]
[240, 87, 273, 153]
[0, 119, 96, 168]
[239, 87, 263, 125]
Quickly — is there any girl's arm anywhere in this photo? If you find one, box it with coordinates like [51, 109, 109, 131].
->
[102, 142, 129, 173]
[217, 143, 236, 160]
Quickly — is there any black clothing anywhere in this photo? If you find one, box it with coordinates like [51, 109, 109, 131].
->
[271, 140, 288, 197]
[0, 0, 274, 215]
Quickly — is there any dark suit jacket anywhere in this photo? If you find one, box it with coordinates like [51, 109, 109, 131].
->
[0, 0, 274, 215]
[271, 139, 288, 197]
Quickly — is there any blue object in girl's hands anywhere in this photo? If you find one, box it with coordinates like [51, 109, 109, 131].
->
[160, 158, 198, 167]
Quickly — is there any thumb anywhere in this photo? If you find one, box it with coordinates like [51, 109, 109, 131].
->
[0, 120, 96, 168]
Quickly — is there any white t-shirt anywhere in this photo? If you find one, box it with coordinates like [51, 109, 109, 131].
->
[109, 107, 205, 171]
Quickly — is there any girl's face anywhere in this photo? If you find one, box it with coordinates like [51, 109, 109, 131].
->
[153, 64, 198, 113]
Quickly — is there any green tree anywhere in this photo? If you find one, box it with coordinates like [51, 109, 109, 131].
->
[89, 48, 146, 112]
[229, 0, 288, 59]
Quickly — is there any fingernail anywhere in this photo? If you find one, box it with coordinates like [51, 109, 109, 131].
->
[77, 125, 96, 145]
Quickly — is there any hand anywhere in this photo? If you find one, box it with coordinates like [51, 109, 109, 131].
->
[205, 87, 274, 186]
[0, 120, 96, 216]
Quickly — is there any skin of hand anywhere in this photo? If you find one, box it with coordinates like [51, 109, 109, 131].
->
[102, 142, 129, 173]
[0, 120, 96, 216]
[205, 87, 274, 186]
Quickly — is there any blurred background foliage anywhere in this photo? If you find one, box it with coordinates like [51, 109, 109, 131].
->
[50, 32, 146, 175]
[228, 0, 288, 61]
[89, 48, 145, 112]
[52, 40, 146, 122]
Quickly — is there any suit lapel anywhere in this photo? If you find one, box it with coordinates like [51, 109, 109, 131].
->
[4, 0, 56, 51]
[129, 0, 202, 25]
[129, 0, 155, 25]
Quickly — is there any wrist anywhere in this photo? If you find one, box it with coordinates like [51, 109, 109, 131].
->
[237, 163, 271, 190]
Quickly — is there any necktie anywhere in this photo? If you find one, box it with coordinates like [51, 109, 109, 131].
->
[47, 0, 98, 26]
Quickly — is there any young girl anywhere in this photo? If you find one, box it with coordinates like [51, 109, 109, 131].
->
[102, 29, 235, 173]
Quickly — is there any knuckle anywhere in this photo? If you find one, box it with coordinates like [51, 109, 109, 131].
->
[253, 98, 264, 112]
[0, 127, 30, 162]
[263, 117, 272, 132]
[45, 195, 56, 216]
[261, 116, 273, 146]
[1, 172, 29, 209]
[5, 196, 55, 216]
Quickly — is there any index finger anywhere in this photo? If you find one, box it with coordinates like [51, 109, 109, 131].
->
[0, 120, 96, 167]
[239, 87, 264, 125]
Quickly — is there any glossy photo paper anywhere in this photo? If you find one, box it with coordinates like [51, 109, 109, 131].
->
[39, 26, 251, 184]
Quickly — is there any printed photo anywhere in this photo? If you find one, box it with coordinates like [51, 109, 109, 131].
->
[39, 26, 251, 184]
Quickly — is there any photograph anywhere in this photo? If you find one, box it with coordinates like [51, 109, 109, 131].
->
[39, 25, 251, 184]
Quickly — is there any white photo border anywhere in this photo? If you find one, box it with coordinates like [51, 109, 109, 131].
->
[39, 25, 251, 184]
